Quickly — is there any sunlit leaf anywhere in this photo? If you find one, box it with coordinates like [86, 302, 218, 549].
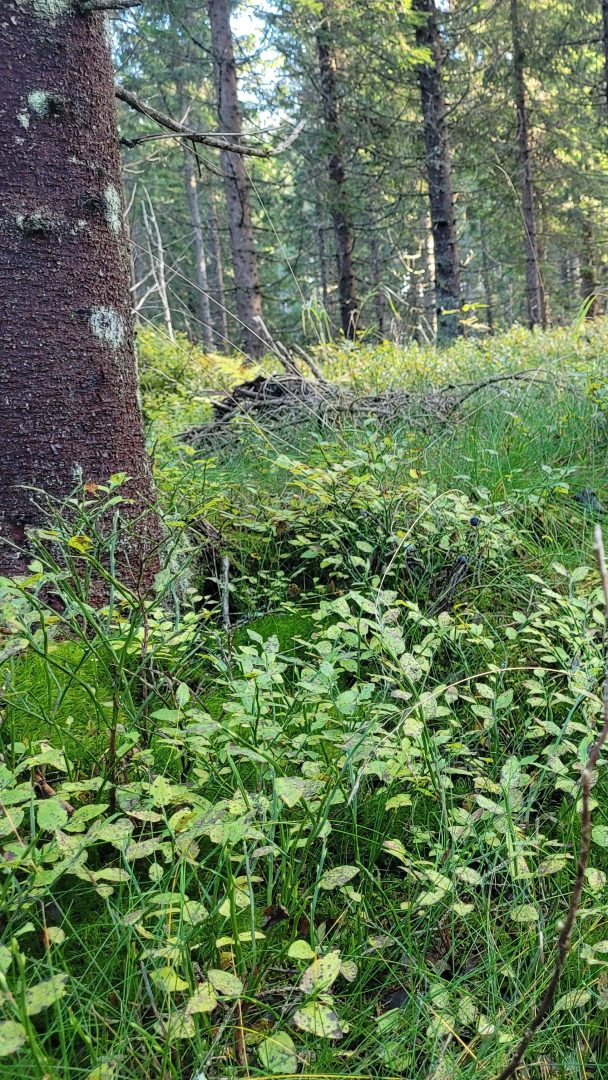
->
[292, 1000, 344, 1039]
[299, 950, 342, 994]
[25, 973, 69, 1016]
[207, 968, 243, 998]
[0, 1021, 26, 1057]
[318, 865, 359, 890]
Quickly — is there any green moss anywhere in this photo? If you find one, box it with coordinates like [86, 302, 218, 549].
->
[233, 609, 314, 653]
[2, 641, 115, 767]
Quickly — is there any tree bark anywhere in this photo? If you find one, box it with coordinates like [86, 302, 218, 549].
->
[510, 0, 544, 328]
[0, 0, 157, 584]
[317, 218, 330, 317]
[182, 148, 214, 350]
[602, 0, 608, 120]
[316, 5, 360, 339]
[480, 234, 494, 333]
[580, 216, 599, 317]
[370, 229, 385, 338]
[413, 0, 462, 344]
[206, 193, 229, 350]
[207, 0, 264, 358]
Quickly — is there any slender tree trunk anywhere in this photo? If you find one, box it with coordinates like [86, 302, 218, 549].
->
[419, 209, 437, 339]
[602, 0, 608, 119]
[0, 1, 157, 583]
[182, 149, 214, 350]
[142, 191, 174, 342]
[510, 0, 544, 329]
[370, 230, 385, 338]
[207, 0, 264, 358]
[205, 194, 229, 349]
[413, 0, 461, 344]
[480, 234, 494, 333]
[317, 218, 330, 316]
[580, 217, 599, 317]
[316, 5, 360, 339]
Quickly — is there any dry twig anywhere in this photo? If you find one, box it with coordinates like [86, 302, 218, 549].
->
[117, 87, 304, 157]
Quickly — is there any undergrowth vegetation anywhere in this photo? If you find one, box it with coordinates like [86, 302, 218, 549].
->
[2, 322, 608, 1078]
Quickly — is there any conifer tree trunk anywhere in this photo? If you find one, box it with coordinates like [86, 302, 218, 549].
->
[370, 230, 385, 338]
[316, 5, 360, 339]
[208, 0, 264, 357]
[413, 0, 461, 344]
[481, 235, 495, 333]
[206, 195, 229, 350]
[602, 0, 608, 119]
[510, 0, 544, 328]
[183, 149, 213, 350]
[0, 0, 157, 582]
[580, 217, 599, 317]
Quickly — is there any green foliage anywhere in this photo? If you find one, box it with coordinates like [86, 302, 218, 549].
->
[2, 325, 608, 1077]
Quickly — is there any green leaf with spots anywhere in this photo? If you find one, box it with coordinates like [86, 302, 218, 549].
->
[207, 969, 243, 998]
[288, 940, 316, 961]
[299, 950, 342, 994]
[275, 776, 306, 807]
[186, 981, 218, 1014]
[37, 798, 68, 832]
[258, 1030, 299, 1073]
[0, 1021, 26, 1057]
[292, 1000, 344, 1039]
[318, 865, 359, 890]
[510, 904, 538, 924]
[151, 967, 189, 993]
[25, 973, 68, 1016]
[554, 989, 592, 1011]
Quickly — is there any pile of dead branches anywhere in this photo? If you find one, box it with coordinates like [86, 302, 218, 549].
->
[181, 338, 556, 449]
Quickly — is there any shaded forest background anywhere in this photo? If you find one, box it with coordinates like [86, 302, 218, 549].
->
[117, 0, 608, 357]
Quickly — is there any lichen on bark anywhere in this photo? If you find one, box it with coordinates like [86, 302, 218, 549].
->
[89, 306, 125, 350]
[103, 184, 122, 235]
[16, 0, 72, 19]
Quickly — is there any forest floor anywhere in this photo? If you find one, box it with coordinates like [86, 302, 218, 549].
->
[2, 321, 608, 1078]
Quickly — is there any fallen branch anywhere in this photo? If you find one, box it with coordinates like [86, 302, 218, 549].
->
[494, 522, 608, 1080]
[117, 87, 304, 158]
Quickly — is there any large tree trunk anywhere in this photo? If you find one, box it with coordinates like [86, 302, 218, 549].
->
[316, 5, 360, 339]
[0, 1, 157, 584]
[510, 0, 544, 329]
[413, 0, 461, 345]
[183, 149, 214, 350]
[207, 0, 264, 358]
[206, 193, 229, 350]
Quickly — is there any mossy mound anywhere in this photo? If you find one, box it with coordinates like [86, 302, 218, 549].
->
[1, 640, 115, 768]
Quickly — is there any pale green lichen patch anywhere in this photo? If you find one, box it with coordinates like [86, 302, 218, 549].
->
[104, 184, 122, 235]
[90, 307, 125, 351]
[15, 209, 60, 234]
[27, 91, 53, 117]
[17, 111, 30, 129]
[16, 0, 72, 19]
